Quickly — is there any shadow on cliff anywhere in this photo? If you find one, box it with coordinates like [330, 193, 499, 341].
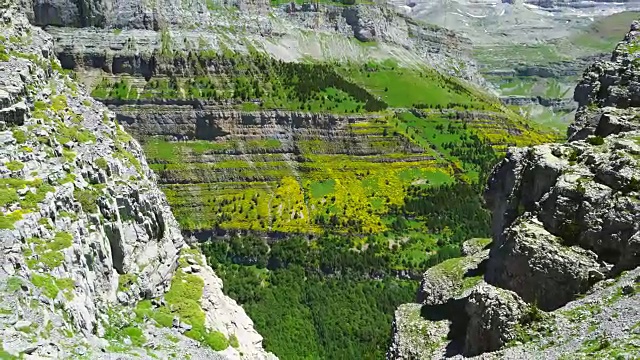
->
[420, 297, 468, 357]
[418, 259, 489, 357]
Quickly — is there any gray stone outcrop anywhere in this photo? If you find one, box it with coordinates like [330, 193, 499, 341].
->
[0, 6, 275, 359]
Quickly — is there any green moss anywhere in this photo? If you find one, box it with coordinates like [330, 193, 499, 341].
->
[201, 331, 229, 351]
[121, 326, 146, 347]
[52, 232, 73, 250]
[5, 161, 24, 172]
[33, 100, 47, 111]
[25, 232, 72, 269]
[580, 335, 612, 354]
[96, 157, 108, 170]
[37, 251, 64, 269]
[62, 150, 76, 162]
[56, 124, 96, 144]
[0, 210, 24, 229]
[133, 250, 229, 351]
[0, 44, 9, 62]
[164, 270, 205, 326]
[38, 217, 53, 229]
[6, 277, 22, 292]
[0, 187, 19, 207]
[229, 333, 240, 348]
[15, 322, 38, 333]
[55, 278, 74, 300]
[114, 147, 142, 174]
[51, 95, 67, 112]
[31, 274, 59, 299]
[118, 274, 138, 292]
[587, 136, 605, 146]
[12, 129, 27, 144]
[166, 334, 180, 343]
[74, 188, 100, 213]
[19, 182, 55, 210]
[59, 173, 76, 185]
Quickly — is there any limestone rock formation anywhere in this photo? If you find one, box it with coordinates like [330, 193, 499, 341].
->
[388, 19, 640, 360]
[0, 5, 275, 359]
[464, 284, 527, 356]
[388, 239, 494, 359]
[417, 238, 490, 306]
[387, 303, 450, 360]
[30, 0, 269, 29]
[485, 220, 601, 310]
[41, 0, 480, 85]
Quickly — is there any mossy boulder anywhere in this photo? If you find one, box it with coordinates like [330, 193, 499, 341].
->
[417, 238, 489, 306]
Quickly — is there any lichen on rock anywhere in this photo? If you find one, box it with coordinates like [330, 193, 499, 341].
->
[388, 18, 640, 360]
[0, 5, 275, 359]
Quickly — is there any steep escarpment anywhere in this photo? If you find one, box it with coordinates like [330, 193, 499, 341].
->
[47, 2, 477, 79]
[49, 15, 554, 236]
[26, 0, 564, 240]
[27, 0, 269, 28]
[0, 6, 274, 359]
[388, 20, 640, 360]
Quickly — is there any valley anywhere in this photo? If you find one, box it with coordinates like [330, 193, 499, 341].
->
[402, 0, 640, 132]
[73, 30, 532, 357]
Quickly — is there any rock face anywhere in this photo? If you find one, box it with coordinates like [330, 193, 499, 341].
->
[115, 106, 386, 141]
[570, 21, 640, 142]
[388, 20, 640, 360]
[464, 284, 527, 356]
[29, 0, 269, 28]
[0, 5, 274, 359]
[485, 22, 640, 307]
[486, 220, 601, 310]
[417, 238, 490, 306]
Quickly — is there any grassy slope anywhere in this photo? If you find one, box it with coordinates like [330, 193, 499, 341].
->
[570, 11, 640, 53]
[102, 53, 554, 235]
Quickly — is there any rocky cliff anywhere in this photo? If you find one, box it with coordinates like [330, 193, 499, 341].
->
[388, 19, 640, 360]
[27, 0, 269, 29]
[0, 4, 275, 359]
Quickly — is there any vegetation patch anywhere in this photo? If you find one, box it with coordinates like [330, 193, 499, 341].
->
[12, 129, 27, 144]
[105, 324, 147, 348]
[117, 273, 138, 292]
[96, 157, 109, 170]
[6, 277, 22, 292]
[134, 248, 229, 352]
[74, 187, 101, 213]
[0, 210, 24, 229]
[5, 161, 24, 172]
[24, 232, 73, 269]
[31, 274, 74, 300]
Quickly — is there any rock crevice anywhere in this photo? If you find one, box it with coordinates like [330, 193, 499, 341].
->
[0, 5, 275, 359]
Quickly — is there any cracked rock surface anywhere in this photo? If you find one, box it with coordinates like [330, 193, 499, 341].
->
[388, 19, 640, 360]
[0, 5, 275, 359]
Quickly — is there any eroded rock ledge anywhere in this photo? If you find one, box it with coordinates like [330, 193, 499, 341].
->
[0, 6, 275, 359]
[388, 20, 640, 360]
